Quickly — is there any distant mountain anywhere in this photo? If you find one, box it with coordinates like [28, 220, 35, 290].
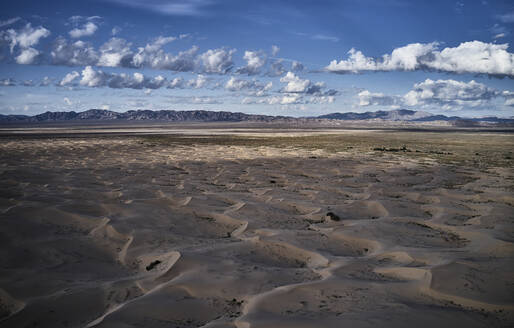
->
[1, 109, 513, 126]
[317, 109, 432, 121]
[0, 109, 293, 123]
[318, 109, 514, 125]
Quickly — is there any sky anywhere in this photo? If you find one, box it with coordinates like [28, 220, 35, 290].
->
[0, 0, 513, 118]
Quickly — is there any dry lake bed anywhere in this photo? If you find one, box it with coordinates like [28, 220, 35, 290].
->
[0, 125, 513, 327]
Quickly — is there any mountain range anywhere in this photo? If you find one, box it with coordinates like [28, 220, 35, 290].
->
[1, 109, 513, 125]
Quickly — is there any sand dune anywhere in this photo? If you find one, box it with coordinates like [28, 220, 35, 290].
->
[0, 130, 513, 327]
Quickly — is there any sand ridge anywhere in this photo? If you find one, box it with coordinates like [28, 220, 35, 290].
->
[0, 133, 513, 327]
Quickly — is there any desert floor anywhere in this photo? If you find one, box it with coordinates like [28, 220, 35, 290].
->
[0, 127, 513, 327]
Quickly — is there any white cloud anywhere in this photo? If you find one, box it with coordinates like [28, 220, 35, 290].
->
[167, 96, 222, 104]
[498, 12, 514, 23]
[4, 23, 50, 53]
[403, 79, 498, 107]
[280, 94, 303, 104]
[225, 76, 272, 93]
[168, 77, 185, 89]
[69, 22, 98, 38]
[15, 47, 40, 64]
[132, 36, 178, 67]
[0, 17, 21, 28]
[80, 66, 107, 87]
[63, 97, 72, 105]
[0, 78, 16, 86]
[98, 37, 133, 67]
[104, 0, 212, 16]
[326, 41, 514, 77]
[291, 61, 304, 72]
[309, 95, 335, 104]
[111, 26, 122, 36]
[242, 95, 301, 105]
[237, 50, 267, 75]
[187, 74, 207, 88]
[146, 46, 198, 71]
[311, 34, 339, 42]
[51, 38, 99, 66]
[59, 71, 80, 86]
[271, 45, 280, 56]
[357, 90, 398, 107]
[68, 15, 102, 24]
[40, 76, 52, 86]
[280, 72, 311, 93]
[77, 66, 166, 89]
[356, 79, 511, 111]
[197, 48, 235, 74]
[268, 59, 286, 76]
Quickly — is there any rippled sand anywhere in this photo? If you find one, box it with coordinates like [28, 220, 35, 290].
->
[0, 129, 513, 327]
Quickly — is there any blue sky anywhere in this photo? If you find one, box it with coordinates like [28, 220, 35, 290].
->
[0, 0, 513, 117]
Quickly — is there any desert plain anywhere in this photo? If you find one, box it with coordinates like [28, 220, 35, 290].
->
[0, 124, 513, 327]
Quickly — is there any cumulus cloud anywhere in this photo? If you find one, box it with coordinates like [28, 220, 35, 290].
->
[2, 23, 50, 64]
[267, 59, 286, 77]
[59, 71, 80, 86]
[79, 66, 107, 87]
[48, 35, 200, 72]
[357, 90, 398, 107]
[132, 36, 179, 67]
[98, 37, 133, 67]
[503, 91, 514, 106]
[237, 50, 267, 75]
[57, 66, 228, 91]
[291, 61, 304, 72]
[356, 79, 512, 111]
[280, 72, 310, 93]
[243, 93, 334, 106]
[4, 29, 249, 76]
[187, 74, 208, 88]
[69, 22, 98, 38]
[168, 77, 185, 89]
[242, 72, 337, 106]
[0, 78, 16, 86]
[197, 48, 235, 74]
[225, 76, 272, 94]
[326, 41, 514, 77]
[4, 23, 50, 53]
[243, 94, 302, 105]
[77, 66, 169, 89]
[51, 38, 99, 66]
[63, 97, 72, 105]
[403, 79, 498, 107]
[40, 76, 52, 86]
[278, 72, 332, 95]
[15, 47, 40, 64]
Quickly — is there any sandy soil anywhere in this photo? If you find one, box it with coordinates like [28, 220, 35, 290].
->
[0, 129, 513, 327]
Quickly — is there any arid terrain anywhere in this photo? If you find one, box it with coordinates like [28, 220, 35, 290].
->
[0, 126, 513, 327]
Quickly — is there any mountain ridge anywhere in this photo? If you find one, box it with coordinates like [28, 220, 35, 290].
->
[1, 109, 513, 125]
